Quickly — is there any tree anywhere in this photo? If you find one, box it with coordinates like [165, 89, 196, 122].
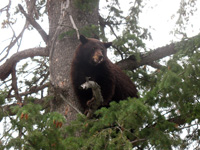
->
[0, 0, 200, 149]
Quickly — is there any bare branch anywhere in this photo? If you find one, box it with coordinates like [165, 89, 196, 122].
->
[18, 4, 48, 44]
[25, 0, 39, 19]
[7, 82, 49, 98]
[60, 93, 83, 115]
[0, 6, 7, 13]
[0, 22, 28, 62]
[0, 0, 11, 14]
[0, 47, 49, 81]
[11, 66, 22, 103]
[112, 45, 124, 60]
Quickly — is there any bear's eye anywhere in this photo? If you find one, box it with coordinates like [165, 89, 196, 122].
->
[100, 48, 104, 52]
[92, 47, 95, 50]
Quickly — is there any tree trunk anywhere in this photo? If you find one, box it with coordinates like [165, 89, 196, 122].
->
[47, 0, 99, 123]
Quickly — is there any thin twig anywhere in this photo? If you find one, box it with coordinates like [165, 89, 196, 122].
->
[0, 22, 27, 63]
[60, 93, 83, 115]
[7, 83, 49, 98]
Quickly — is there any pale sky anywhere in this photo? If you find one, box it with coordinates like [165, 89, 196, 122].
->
[1, 0, 200, 61]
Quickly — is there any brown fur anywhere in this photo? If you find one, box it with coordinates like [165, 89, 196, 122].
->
[71, 35, 138, 111]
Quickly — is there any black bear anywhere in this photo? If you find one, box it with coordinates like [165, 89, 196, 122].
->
[71, 35, 138, 111]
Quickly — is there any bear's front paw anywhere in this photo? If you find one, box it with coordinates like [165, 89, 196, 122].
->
[87, 97, 95, 107]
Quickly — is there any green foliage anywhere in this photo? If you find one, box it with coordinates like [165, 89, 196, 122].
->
[2, 100, 66, 150]
[63, 98, 182, 149]
[1, 96, 190, 149]
[0, 91, 6, 105]
[79, 25, 99, 38]
[101, 0, 151, 59]
[74, 0, 99, 12]
[59, 30, 76, 40]
[1, 52, 200, 148]
[59, 24, 99, 40]
[0, 91, 7, 122]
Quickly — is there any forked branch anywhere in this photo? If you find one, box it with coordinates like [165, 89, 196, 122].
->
[18, 4, 48, 44]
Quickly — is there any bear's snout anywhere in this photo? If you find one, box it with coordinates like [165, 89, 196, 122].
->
[92, 50, 104, 64]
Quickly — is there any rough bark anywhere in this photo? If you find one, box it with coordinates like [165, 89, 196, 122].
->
[116, 43, 176, 70]
[47, 0, 99, 123]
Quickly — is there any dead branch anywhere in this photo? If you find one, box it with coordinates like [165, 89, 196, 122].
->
[18, 4, 48, 44]
[7, 82, 49, 98]
[0, 22, 28, 63]
[0, 0, 11, 14]
[0, 47, 49, 81]
[0, 0, 38, 62]
[60, 93, 83, 115]
[11, 66, 22, 103]
[25, 0, 39, 19]
[81, 78, 104, 118]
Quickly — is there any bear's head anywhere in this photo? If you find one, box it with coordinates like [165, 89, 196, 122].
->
[78, 35, 112, 66]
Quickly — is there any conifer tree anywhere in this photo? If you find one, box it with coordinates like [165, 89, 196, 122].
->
[0, 0, 200, 149]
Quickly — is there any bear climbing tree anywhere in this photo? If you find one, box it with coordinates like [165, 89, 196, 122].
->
[71, 35, 138, 113]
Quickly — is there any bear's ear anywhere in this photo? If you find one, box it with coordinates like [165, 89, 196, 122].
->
[104, 42, 112, 48]
[80, 35, 88, 44]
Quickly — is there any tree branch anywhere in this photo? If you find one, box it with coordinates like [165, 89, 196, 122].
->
[0, 22, 28, 62]
[117, 33, 200, 70]
[25, 0, 39, 19]
[60, 93, 83, 115]
[18, 4, 48, 44]
[116, 43, 176, 70]
[7, 82, 49, 98]
[147, 62, 164, 70]
[11, 66, 22, 103]
[0, 47, 49, 81]
[0, 0, 11, 15]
